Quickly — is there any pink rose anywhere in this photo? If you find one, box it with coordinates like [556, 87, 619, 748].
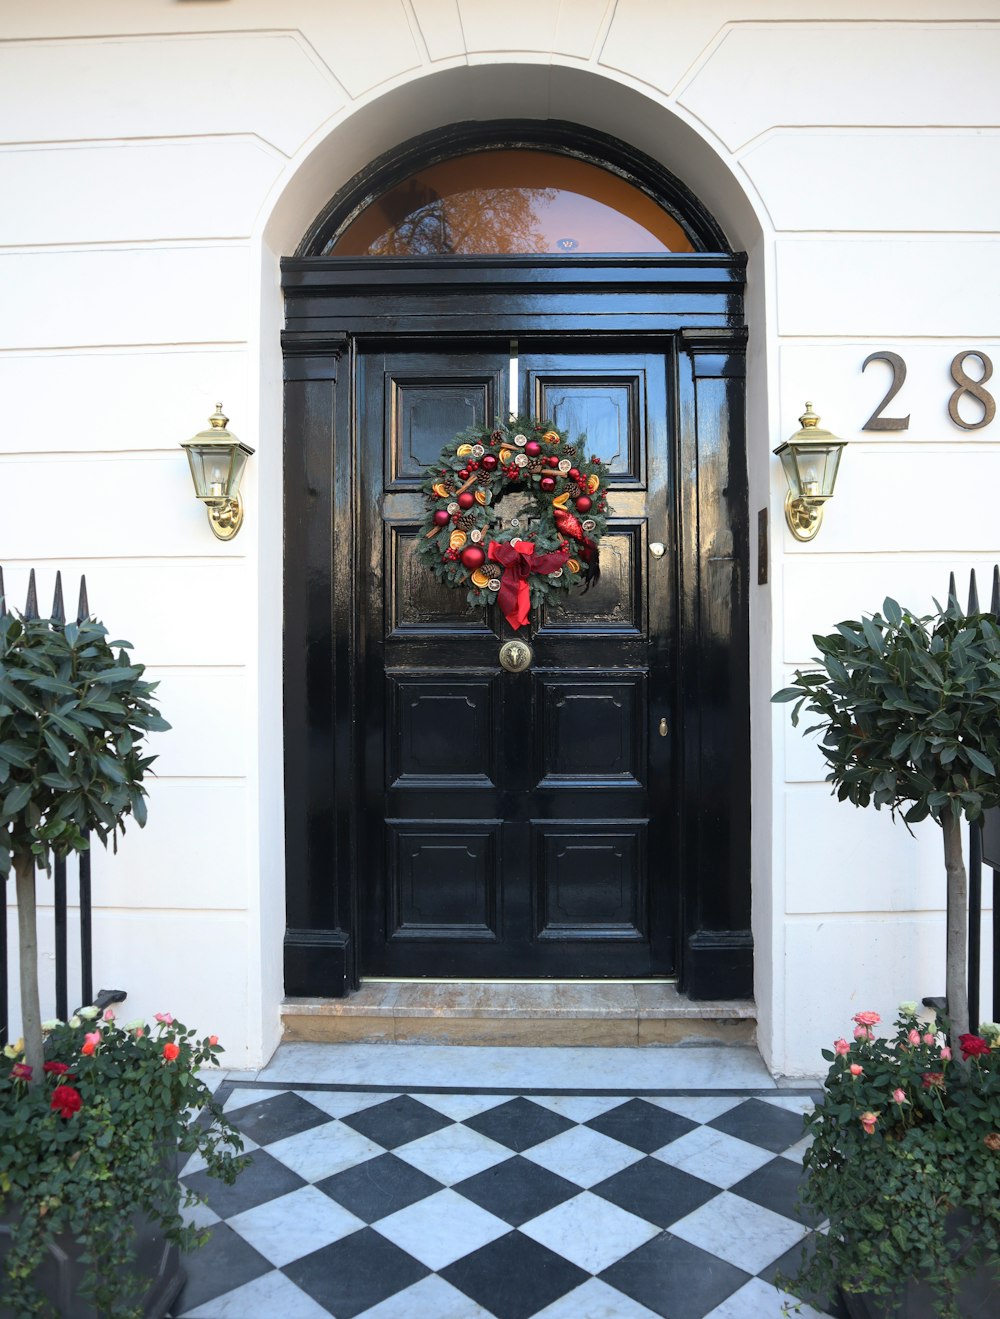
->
[208, 1035, 219, 1046]
[834, 1038, 850, 1056]
[103, 1008, 115, 1022]
[154, 1012, 174, 1025]
[860, 1111, 879, 1135]
[853, 1011, 881, 1027]
[908, 1029, 921, 1046]
[923, 1033, 935, 1046]
[892, 1088, 908, 1104]
[850, 1063, 863, 1076]
[854, 1025, 873, 1041]
[80, 1031, 101, 1056]
[940, 1046, 952, 1061]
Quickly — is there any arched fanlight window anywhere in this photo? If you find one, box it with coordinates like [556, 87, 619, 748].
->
[301, 124, 728, 257]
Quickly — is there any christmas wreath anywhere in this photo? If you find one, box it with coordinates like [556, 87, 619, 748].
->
[417, 416, 611, 630]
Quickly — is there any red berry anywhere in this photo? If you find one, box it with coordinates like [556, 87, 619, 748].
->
[568, 468, 580, 481]
[546, 456, 559, 468]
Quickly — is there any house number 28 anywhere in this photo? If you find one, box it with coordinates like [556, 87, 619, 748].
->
[862, 350, 996, 431]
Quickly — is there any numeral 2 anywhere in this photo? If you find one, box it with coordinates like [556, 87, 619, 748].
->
[861, 352, 909, 430]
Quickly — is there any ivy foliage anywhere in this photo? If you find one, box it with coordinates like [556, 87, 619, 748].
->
[773, 596, 1000, 825]
[0, 607, 169, 878]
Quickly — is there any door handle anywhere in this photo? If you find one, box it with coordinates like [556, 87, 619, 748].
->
[649, 542, 665, 559]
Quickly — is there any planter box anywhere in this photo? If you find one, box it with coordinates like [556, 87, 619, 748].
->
[839, 1257, 999, 1319]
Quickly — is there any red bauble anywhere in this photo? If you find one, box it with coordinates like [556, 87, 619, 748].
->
[539, 475, 556, 492]
[460, 545, 486, 570]
[547, 456, 559, 468]
[481, 453, 498, 471]
[524, 440, 542, 457]
[433, 509, 450, 526]
[568, 468, 580, 481]
[458, 468, 470, 479]
[457, 491, 476, 510]
[575, 495, 592, 513]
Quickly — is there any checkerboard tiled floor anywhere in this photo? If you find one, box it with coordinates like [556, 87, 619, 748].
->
[172, 1079, 843, 1318]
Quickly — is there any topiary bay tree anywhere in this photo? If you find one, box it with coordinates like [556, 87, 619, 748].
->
[0, 571, 168, 1080]
[773, 596, 1000, 1044]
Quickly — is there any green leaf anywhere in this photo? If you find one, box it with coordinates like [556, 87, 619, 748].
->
[3, 782, 32, 816]
[965, 746, 995, 775]
[882, 597, 903, 626]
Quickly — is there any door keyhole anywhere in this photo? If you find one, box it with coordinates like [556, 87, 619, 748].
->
[659, 718, 668, 737]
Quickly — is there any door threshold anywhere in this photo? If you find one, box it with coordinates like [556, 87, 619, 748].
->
[363, 977, 678, 986]
[282, 981, 756, 1048]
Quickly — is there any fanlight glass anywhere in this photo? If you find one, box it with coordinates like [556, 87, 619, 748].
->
[329, 149, 694, 256]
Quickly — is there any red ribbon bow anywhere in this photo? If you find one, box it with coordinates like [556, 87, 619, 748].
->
[488, 541, 569, 630]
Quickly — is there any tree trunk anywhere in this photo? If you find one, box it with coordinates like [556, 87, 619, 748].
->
[942, 810, 970, 1046]
[14, 851, 44, 1080]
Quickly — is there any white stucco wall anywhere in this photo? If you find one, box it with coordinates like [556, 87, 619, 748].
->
[1, 1, 997, 1073]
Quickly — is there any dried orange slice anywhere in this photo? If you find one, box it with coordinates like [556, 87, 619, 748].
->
[474, 489, 489, 505]
[431, 482, 451, 499]
[552, 490, 571, 509]
[449, 529, 467, 549]
[470, 568, 491, 588]
[566, 558, 580, 573]
[456, 443, 474, 457]
[543, 430, 561, 444]
[499, 448, 513, 464]
[587, 474, 600, 493]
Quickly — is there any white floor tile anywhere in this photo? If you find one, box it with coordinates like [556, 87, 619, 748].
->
[645, 1095, 743, 1123]
[393, 1121, 511, 1184]
[653, 1124, 775, 1188]
[372, 1187, 509, 1270]
[178, 1196, 220, 1230]
[226, 1184, 364, 1267]
[182, 1268, 331, 1318]
[179, 1134, 258, 1179]
[523, 1124, 644, 1187]
[520, 1191, 660, 1274]
[669, 1190, 807, 1275]
[266, 1120, 383, 1182]
[292, 1089, 399, 1119]
[531, 1094, 630, 1122]
[782, 1135, 814, 1166]
[759, 1095, 817, 1116]
[223, 1086, 288, 1113]
[355, 1273, 493, 1318]
[532, 1277, 663, 1319]
[703, 1275, 829, 1318]
[408, 1092, 510, 1121]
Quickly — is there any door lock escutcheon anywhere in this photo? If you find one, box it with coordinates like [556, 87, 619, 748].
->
[649, 542, 665, 558]
[658, 718, 668, 737]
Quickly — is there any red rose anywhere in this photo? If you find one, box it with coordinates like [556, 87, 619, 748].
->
[959, 1033, 992, 1060]
[921, 1072, 946, 1090]
[50, 1085, 82, 1118]
[11, 1063, 32, 1082]
[43, 1061, 70, 1075]
[162, 1042, 180, 1063]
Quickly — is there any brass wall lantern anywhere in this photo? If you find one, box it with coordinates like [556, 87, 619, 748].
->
[773, 402, 847, 542]
[180, 404, 255, 541]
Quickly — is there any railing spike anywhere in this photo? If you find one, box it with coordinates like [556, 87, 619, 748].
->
[948, 571, 958, 607]
[76, 574, 90, 623]
[967, 569, 980, 615]
[992, 565, 1000, 618]
[51, 571, 66, 625]
[23, 569, 39, 621]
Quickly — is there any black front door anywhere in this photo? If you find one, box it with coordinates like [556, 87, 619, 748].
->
[358, 337, 675, 977]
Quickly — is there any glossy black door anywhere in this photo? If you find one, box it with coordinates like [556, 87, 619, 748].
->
[358, 339, 674, 977]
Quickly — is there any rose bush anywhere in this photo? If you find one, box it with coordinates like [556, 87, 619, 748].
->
[783, 1007, 1000, 1318]
[0, 1010, 247, 1317]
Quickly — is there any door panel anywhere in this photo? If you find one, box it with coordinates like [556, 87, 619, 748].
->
[359, 337, 676, 978]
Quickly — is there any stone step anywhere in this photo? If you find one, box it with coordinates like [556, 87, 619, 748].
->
[281, 982, 756, 1047]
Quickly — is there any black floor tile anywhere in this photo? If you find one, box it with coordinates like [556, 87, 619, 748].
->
[730, 1154, 824, 1228]
[708, 1098, 807, 1153]
[600, 1232, 750, 1319]
[283, 1226, 429, 1319]
[592, 1157, 718, 1229]
[170, 1222, 272, 1312]
[762, 1237, 849, 1318]
[316, 1151, 443, 1223]
[462, 1097, 576, 1152]
[182, 1149, 306, 1218]
[586, 1098, 698, 1153]
[339, 1094, 452, 1150]
[227, 1091, 332, 1147]
[441, 1230, 588, 1319]
[454, 1155, 579, 1227]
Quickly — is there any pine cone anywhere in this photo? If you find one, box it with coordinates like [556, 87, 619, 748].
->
[564, 445, 577, 458]
[483, 562, 502, 580]
[527, 458, 546, 474]
[457, 513, 475, 530]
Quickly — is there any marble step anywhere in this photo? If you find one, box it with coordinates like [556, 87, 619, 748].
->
[281, 982, 756, 1047]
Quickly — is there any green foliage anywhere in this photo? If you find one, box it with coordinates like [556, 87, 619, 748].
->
[781, 1011, 1000, 1317]
[0, 1013, 248, 1317]
[773, 596, 1000, 826]
[0, 607, 169, 879]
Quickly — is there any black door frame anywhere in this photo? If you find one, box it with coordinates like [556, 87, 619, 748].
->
[282, 255, 751, 999]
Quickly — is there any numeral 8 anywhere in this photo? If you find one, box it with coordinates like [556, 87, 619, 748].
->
[948, 351, 996, 430]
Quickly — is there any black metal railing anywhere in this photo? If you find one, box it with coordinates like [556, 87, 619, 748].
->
[0, 567, 123, 1047]
[949, 566, 1000, 1026]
